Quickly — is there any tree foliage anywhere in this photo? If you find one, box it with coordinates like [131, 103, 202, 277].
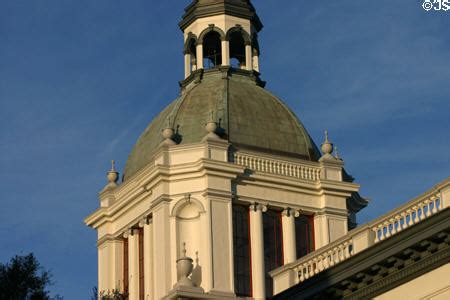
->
[0, 253, 62, 300]
[91, 287, 127, 300]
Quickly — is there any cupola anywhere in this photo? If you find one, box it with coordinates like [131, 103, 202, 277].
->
[180, 0, 263, 78]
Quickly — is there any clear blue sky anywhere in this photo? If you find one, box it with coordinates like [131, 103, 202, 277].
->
[1, 0, 449, 298]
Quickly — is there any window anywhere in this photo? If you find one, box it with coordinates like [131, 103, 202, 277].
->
[233, 205, 251, 297]
[203, 31, 222, 69]
[295, 215, 315, 259]
[123, 237, 129, 294]
[229, 30, 246, 68]
[138, 229, 145, 300]
[263, 210, 283, 297]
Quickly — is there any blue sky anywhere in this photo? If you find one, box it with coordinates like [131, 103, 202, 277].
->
[0, 0, 449, 298]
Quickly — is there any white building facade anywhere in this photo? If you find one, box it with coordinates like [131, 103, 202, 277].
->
[83, 1, 401, 299]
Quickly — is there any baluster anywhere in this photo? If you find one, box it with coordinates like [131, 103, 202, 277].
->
[431, 197, 438, 214]
[309, 261, 314, 277]
[372, 227, 380, 243]
[412, 206, 419, 224]
[390, 218, 397, 235]
[344, 242, 351, 258]
[298, 267, 305, 282]
[418, 203, 425, 221]
[423, 200, 430, 218]
[406, 209, 413, 226]
[313, 258, 319, 275]
[384, 222, 392, 238]
[317, 256, 324, 272]
[304, 264, 309, 280]
[395, 215, 403, 232]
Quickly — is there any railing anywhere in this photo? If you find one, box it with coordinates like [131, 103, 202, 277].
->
[271, 178, 449, 294]
[233, 152, 321, 181]
[296, 237, 354, 283]
[371, 192, 441, 243]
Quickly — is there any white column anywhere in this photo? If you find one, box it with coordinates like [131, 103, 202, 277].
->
[196, 44, 204, 69]
[128, 229, 140, 300]
[253, 54, 260, 73]
[221, 40, 230, 66]
[249, 203, 266, 299]
[245, 45, 253, 71]
[184, 53, 191, 78]
[140, 220, 153, 300]
[282, 208, 298, 264]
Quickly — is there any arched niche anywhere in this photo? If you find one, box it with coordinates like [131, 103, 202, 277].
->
[171, 197, 205, 268]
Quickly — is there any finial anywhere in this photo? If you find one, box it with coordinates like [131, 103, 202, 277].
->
[105, 160, 119, 189]
[204, 110, 220, 139]
[162, 116, 176, 145]
[321, 130, 333, 156]
[320, 130, 336, 162]
[335, 145, 342, 160]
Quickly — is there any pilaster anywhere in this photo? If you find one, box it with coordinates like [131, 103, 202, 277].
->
[440, 184, 450, 209]
[152, 200, 172, 299]
[127, 229, 140, 300]
[98, 238, 124, 293]
[140, 219, 153, 300]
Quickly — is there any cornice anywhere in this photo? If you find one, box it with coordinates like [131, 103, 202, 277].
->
[85, 158, 245, 228]
[179, 1, 263, 32]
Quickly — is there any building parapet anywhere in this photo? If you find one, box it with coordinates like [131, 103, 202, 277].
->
[233, 151, 322, 181]
[270, 177, 450, 295]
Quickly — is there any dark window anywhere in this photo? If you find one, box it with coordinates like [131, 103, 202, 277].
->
[233, 205, 251, 297]
[203, 31, 222, 69]
[229, 31, 246, 68]
[295, 215, 315, 259]
[139, 229, 145, 300]
[123, 238, 129, 295]
[263, 210, 283, 297]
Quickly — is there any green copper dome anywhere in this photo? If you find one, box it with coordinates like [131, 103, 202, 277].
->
[123, 69, 320, 180]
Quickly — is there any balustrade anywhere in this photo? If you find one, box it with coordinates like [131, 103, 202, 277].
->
[371, 194, 441, 244]
[233, 152, 321, 181]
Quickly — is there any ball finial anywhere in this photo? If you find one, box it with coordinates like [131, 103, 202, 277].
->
[321, 130, 334, 155]
[106, 160, 119, 185]
[204, 110, 220, 139]
[162, 117, 176, 145]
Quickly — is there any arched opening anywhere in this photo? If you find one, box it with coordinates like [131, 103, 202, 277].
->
[229, 31, 246, 69]
[203, 31, 222, 69]
[187, 38, 197, 72]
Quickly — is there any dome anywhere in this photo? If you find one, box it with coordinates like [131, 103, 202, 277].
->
[123, 69, 321, 180]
